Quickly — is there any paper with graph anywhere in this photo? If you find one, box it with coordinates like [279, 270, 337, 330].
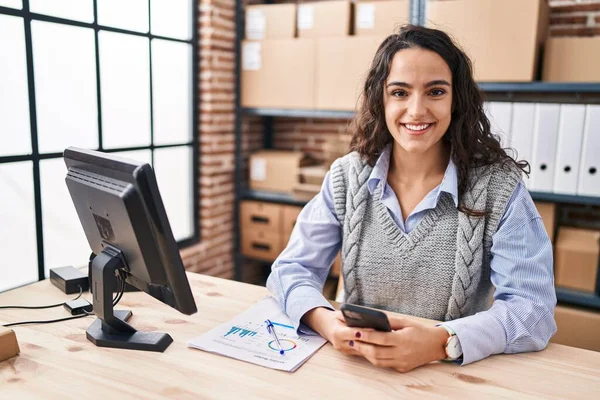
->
[187, 297, 327, 372]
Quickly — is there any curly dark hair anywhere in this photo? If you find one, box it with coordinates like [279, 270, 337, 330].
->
[349, 24, 528, 215]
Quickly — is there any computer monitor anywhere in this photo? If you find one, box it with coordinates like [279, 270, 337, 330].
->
[63, 147, 197, 352]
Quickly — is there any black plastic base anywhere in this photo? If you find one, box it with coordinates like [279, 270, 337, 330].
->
[86, 310, 173, 352]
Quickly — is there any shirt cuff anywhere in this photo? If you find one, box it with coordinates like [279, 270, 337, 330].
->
[442, 312, 507, 365]
[285, 285, 335, 336]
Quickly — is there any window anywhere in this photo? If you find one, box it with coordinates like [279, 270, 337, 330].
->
[0, 0, 198, 292]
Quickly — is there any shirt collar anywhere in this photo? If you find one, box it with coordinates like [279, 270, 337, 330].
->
[367, 144, 459, 207]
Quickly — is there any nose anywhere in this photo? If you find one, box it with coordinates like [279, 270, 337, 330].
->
[407, 94, 427, 120]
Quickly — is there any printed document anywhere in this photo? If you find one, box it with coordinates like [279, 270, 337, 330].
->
[188, 297, 327, 372]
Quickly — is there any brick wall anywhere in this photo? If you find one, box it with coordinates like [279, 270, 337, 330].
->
[181, 0, 600, 281]
[180, 0, 237, 279]
[549, 0, 600, 36]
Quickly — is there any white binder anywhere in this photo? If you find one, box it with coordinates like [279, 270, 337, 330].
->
[485, 101, 513, 147]
[554, 104, 586, 195]
[577, 105, 600, 197]
[530, 103, 560, 192]
[509, 103, 536, 188]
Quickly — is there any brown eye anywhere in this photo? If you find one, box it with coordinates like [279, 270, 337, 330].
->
[392, 90, 407, 97]
[430, 89, 446, 96]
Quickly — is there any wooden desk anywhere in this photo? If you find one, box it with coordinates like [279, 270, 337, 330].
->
[1, 273, 599, 399]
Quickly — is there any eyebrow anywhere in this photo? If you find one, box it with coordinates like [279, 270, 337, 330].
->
[385, 80, 451, 88]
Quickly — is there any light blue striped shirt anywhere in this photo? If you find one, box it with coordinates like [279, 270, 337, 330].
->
[267, 147, 557, 365]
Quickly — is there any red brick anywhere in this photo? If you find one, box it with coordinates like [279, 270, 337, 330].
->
[551, 26, 600, 36]
[551, 3, 600, 13]
[550, 15, 588, 25]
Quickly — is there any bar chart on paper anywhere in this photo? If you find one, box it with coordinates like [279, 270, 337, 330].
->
[188, 297, 327, 372]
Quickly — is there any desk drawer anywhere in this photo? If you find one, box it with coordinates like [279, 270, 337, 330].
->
[241, 229, 283, 262]
[240, 201, 282, 232]
[281, 205, 303, 239]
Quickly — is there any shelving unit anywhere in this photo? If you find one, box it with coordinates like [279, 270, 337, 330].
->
[243, 108, 355, 119]
[233, 0, 600, 311]
[241, 188, 600, 209]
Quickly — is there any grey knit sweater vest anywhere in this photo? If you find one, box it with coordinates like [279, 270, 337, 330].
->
[331, 152, 521, 321]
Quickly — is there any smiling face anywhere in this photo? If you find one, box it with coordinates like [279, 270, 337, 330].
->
[383, 48, 453, 157]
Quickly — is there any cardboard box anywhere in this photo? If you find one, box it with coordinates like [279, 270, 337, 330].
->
[292, 183, 322, 202]
[249, 150, 315, 194]
[241, 229, 283, 262]
[316, 36, 384, 110]
[299, 165, 327, 186]
[354, 1, 409, 36]
[534, 202, 556, 243]
[282, 205, 303, 240]
[427, 0, 549, 82]
[245, 4, 296, 40]
[240, 201, 282, 233]
[297, 1, 351, 38]
[554, 227, 600, 293]
[543, 37, 600, 83]
[552, 305, 600, 352]
[241, 39, 315, 109]
[0, 327, 20, 362]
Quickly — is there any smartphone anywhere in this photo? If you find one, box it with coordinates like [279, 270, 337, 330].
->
[340, 303, 392, 332]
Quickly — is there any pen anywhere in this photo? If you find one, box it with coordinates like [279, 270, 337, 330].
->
[265, 319, 284, 355]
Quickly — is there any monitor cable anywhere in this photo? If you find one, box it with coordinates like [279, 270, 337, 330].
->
[2, 311, 93, 328]
[0, 285, 84, 310]
[2, 275, 127, 328]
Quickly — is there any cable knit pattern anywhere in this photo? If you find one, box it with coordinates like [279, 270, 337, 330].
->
[331, 152, 522, 321]
[445, 166, 491, 321]
[331, 154, 372, 305]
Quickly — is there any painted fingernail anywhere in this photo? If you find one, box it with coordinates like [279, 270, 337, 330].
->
[349, 340, 354, 347]
[355, 332, 361, 338]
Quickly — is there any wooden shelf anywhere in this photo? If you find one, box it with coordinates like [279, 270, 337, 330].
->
[243, 189, 600, 208]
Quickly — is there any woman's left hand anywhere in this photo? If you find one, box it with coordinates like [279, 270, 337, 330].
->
[344, 314, 451, 372]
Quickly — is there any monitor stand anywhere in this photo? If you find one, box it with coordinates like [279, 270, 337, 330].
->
[86, 245, 173, 352]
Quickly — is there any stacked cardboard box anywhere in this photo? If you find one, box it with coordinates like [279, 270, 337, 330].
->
[354, 0, 410, 37]
[293, 165, 328, 201]
[554, 227, 600, 294]
[244, 3, 296, 41]
[243, 0, 599, 111]
[427, 0, 549, 82]
[249, 150, 316, 194]
[297, 0, 352, 38]
[242, 1, 352, 109]
[543, 37, 600, 82]
[316, 36, 384, 110]
[242, 1, 409, 111]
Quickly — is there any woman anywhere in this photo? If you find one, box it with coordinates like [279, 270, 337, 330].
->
[266, 25, 556, 372]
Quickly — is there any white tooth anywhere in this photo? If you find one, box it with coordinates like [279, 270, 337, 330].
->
[406, 124, 429, 131]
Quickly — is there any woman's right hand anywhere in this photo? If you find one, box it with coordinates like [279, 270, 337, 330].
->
[302, 307, 361, 356]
